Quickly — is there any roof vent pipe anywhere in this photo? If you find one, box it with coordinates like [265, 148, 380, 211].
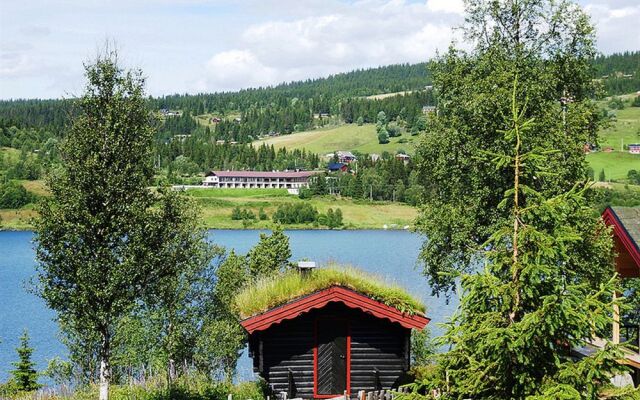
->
[297, 261, 316, 278]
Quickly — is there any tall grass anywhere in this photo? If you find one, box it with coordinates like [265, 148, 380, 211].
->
[235, 265, 425, 319]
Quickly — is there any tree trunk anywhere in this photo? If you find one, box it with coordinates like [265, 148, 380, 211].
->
[99, 333, 111, 400]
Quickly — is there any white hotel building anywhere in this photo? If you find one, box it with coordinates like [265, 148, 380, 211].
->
[202, 170, 318, 191]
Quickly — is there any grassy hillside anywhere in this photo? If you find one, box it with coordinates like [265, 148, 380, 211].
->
[253, 124, 417, 155]
[587, 97, 640, 180]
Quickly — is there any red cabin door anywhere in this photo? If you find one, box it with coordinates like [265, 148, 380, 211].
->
[315, 319, 350, 397]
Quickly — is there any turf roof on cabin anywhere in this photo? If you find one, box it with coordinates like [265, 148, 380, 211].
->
[234, 266, 426, 320]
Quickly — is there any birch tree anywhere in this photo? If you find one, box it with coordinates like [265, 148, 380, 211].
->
[34, 50, 202, 400]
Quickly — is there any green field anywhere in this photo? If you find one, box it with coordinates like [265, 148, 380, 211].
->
[187, 188, 417, 230]
[587, 100, 640, 181]
[1, 185, 417, 230]
[253, 124, 417, 155]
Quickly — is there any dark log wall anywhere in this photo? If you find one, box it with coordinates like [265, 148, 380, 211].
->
[249, 303, 411, 399]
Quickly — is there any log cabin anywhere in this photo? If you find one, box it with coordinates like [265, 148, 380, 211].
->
[577, 207, 640, 386]
[237, 266, 430, 399]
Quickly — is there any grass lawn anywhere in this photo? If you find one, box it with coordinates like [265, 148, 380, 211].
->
[586, 99, 640, 182]
[587, 151, 640, 181]
[186, 189, 417, 230]
[253, 124, 417, 155]
[1, 187, 418, 230]
[595, 105, 640, 150]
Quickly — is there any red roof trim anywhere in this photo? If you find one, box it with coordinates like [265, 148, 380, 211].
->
[240, 286, 430, 334]
[602, 207, 640, 272]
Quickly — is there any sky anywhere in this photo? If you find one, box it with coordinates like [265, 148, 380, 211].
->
[0, 0, 639, 100]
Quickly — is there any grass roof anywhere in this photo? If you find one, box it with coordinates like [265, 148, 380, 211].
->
[235, 265, 426, 319]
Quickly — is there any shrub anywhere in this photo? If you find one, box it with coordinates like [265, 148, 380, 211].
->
[0, 181, 34, 209]
[628, 170, 640, 185]
[231, 206, 256, 221]
[608, 96, 625, 110]
[632, 95, 640, 107]
[272, 203, 318, 224]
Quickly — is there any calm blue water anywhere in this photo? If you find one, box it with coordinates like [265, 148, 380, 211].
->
[0, 230, 458, 383]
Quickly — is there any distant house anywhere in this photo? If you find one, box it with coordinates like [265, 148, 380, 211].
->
[629, 144, 640, 154]
[336, 151, 357, 164]
[422, 105, 436, 114]
[395, 153, 410, 164]
[328, 162, 348, 172]
[211, 117, 222, 123]
[203, 170, 318, 191]
[370, 154, 381, 162]
[215, 140, 226, 145]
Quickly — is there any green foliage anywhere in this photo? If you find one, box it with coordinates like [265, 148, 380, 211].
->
[377, 130, 390, 144]
[415, 0, 604, 294]
[258, 207, 267, 220]
[0, 181, 34, 208]
[33, 50, 214, 396]
[272, 202, 319, 224]
[356, 116, 364, 126]
[608, 97, 626, 110]
[230, 206, 256, 221]
[632, 96, 640, 108]
[410, 327, 435, 367]
[433, 78, 625, 398]
[9, 330, 41, 392]
[235, 265, 426, 319]
[600, 168, 607, 182]
[246, 226, 292, 278]
[37, 375, 268, 400]
[319, 207, 343, 229]
[627, 170, 640, 185]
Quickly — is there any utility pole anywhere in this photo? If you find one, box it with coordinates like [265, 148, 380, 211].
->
[370, 185, 373, 202]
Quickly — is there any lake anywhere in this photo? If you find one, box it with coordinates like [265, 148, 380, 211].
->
[0, 229, 458, 383]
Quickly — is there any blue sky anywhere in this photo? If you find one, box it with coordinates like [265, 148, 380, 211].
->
[1, 0, 639, 100]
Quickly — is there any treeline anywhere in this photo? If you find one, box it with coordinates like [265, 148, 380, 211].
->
[151, 63, 432, 114]
[303, 155, 422, 205]
[159, 136, 321, 183]
[593, 51, 640, 96]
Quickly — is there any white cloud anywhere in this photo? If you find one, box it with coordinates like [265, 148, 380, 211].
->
[426, 0, 464, 15]
[1, 0, 638, 99]
[197, 0, 462, 92]
[583, 1, 640, 54]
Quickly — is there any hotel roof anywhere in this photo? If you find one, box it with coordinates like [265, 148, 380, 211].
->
[206, 170, 317, 178]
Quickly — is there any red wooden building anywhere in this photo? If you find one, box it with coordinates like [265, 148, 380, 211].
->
[241, 286, 429, 399]
[601, 207, 640, 384]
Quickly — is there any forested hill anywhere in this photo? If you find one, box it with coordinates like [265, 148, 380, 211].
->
[152, 62, 431, 113]
[593, 51, 640, 95]
[0, 52, 638, 144]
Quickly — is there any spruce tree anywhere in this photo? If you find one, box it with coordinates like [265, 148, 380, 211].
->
[10, 330, 40, 392]
[436, 79, 629, 398]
